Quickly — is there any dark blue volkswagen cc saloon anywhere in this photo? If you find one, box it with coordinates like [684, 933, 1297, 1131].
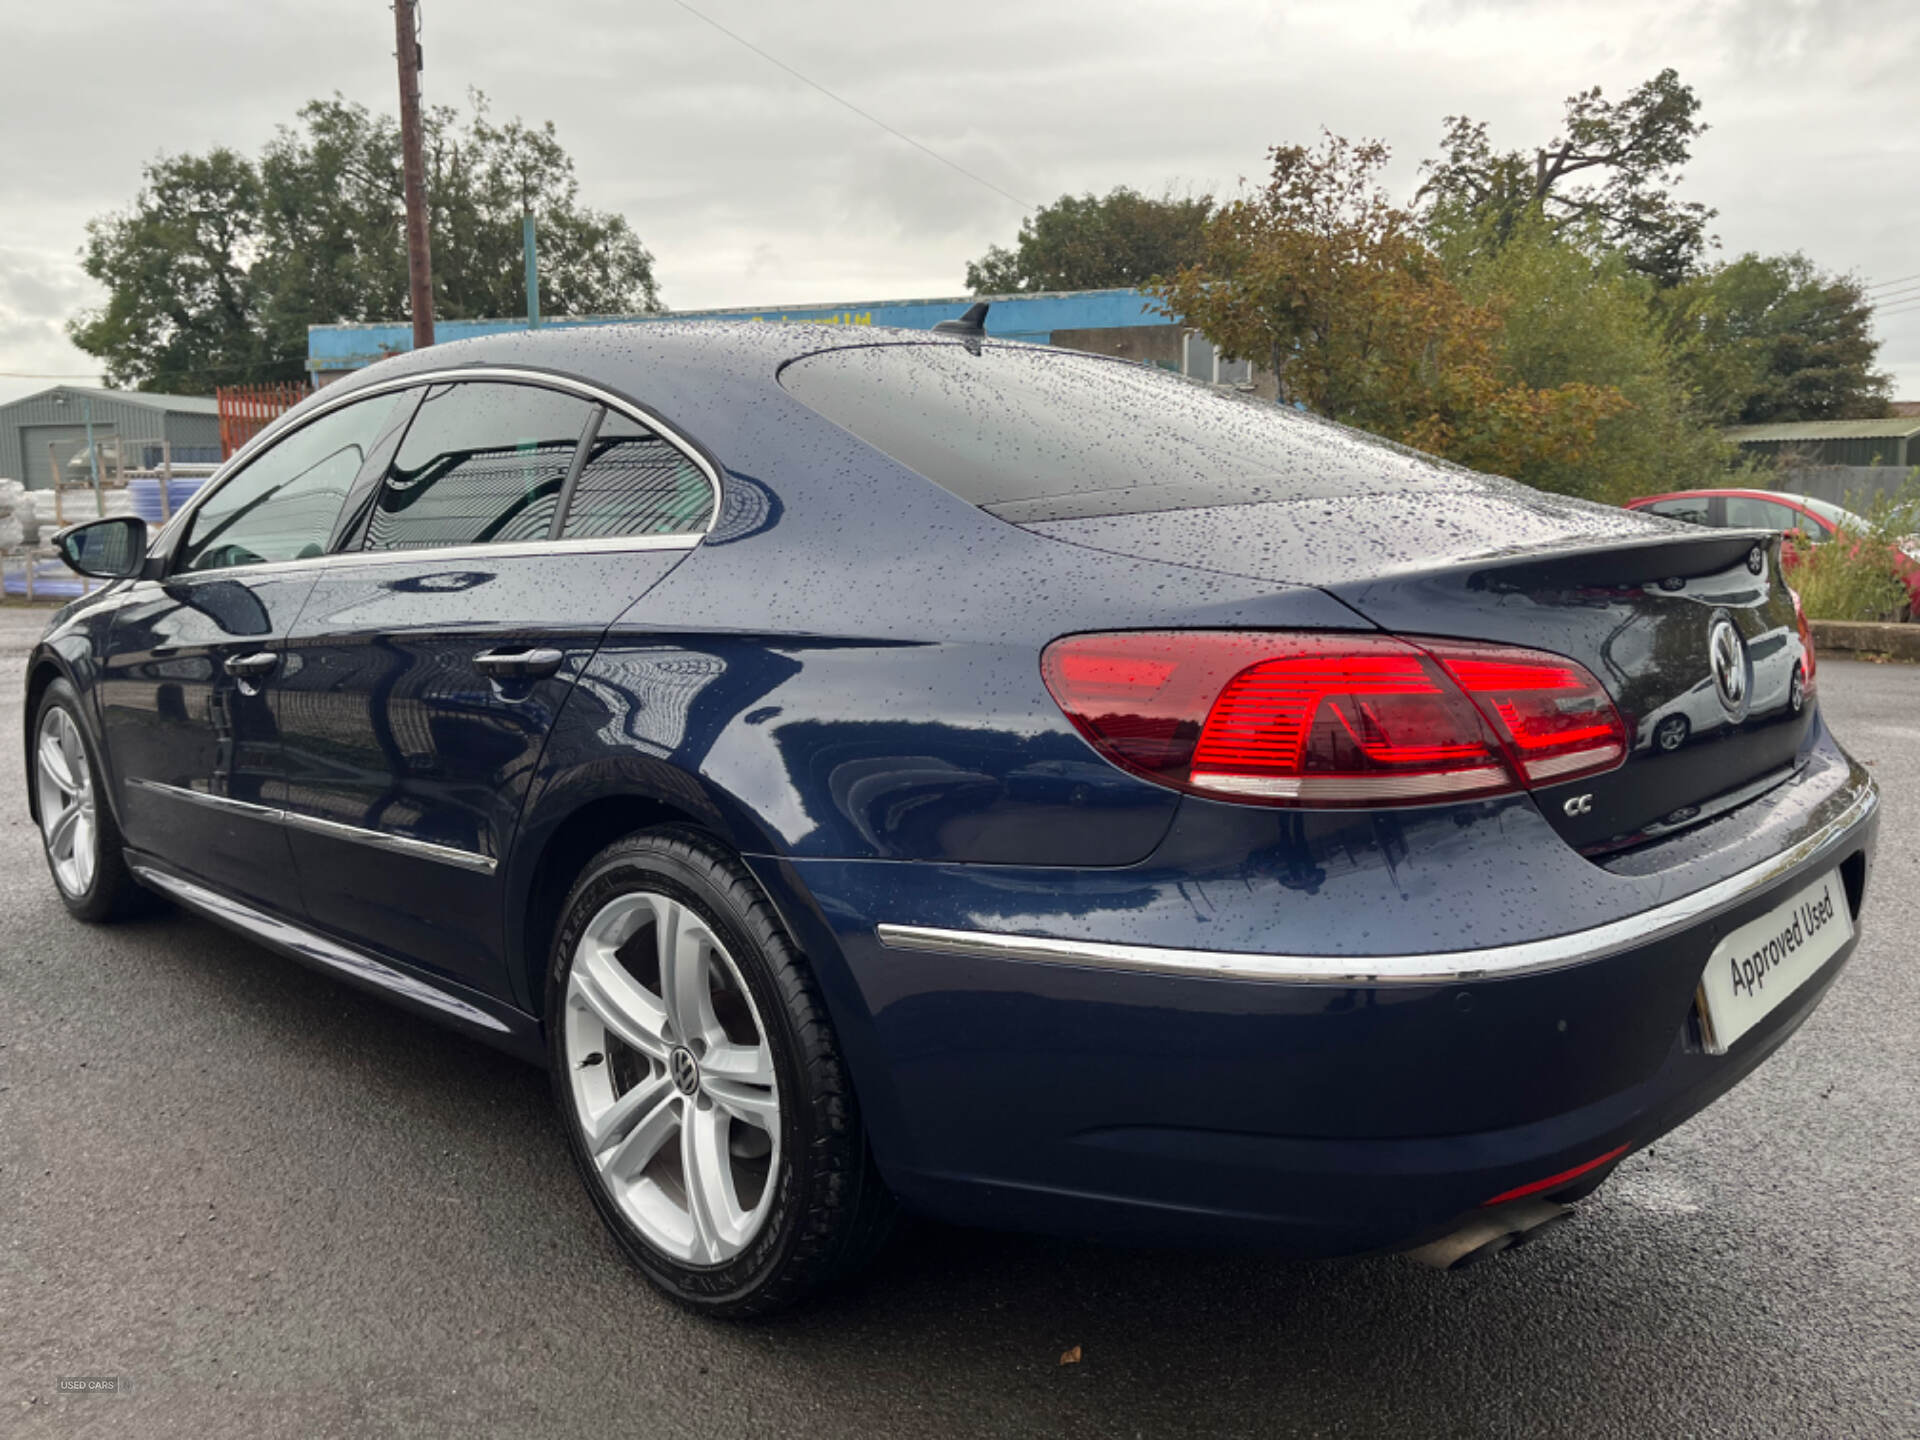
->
[27, 321, 1878, 1315]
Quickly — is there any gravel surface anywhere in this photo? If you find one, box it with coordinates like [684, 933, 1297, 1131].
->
[2, 604, 1915, 1439]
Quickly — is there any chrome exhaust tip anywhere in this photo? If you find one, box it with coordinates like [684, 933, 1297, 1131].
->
[1403, 1199, 1575, 1271]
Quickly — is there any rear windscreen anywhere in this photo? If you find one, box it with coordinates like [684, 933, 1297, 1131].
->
[778, 342, 1464, 522]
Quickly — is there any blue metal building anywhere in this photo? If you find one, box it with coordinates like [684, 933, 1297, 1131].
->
[306, 288, 1255, 389]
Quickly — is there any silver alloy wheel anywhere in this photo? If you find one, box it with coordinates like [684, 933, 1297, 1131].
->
[563, 890, 781, 1266]
[36, 706, 97, 898]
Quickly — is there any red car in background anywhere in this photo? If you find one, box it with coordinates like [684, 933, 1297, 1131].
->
[1626, 488, 1920, 616]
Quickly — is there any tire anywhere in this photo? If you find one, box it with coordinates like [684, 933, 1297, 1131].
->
[32, 678, 148, 923]
[545, 825, 893, 1317]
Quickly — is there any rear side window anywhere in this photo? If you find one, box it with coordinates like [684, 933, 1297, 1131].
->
[179, 393, 405, 572]
[1723, 496, 1799, 532]
[559, 410, 712, 539]
[1799, 496, 1867, 535]
[363, 382, 594, 551]
[779, 343, 1464, 522]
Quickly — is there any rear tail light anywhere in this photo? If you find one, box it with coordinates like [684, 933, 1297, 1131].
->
[1041, 630, 1626, 809]
[1417, 640, 1631, 785]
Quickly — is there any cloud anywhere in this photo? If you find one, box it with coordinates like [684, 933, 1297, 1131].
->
[0, 247, 102, 409]
[0, 0, 1916, 395]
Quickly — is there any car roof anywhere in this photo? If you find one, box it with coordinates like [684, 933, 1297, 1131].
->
[1627, 487, 1818, 507]
[267, 321, 1035, 483]
[322, 320, 1026, 397]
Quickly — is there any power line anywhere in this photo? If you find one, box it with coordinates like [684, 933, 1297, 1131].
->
[664, 0, 1035, 212]
[1867, 271, 1920, 293]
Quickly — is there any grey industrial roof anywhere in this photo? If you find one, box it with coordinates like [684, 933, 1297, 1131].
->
[1724, 417, 1920, 443]
[0, 384, 218, 415]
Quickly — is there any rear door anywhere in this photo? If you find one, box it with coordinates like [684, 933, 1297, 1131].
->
[273, 379, 714, 993]
[1723, 494, 1801, 536]
[99, 389, 414, 915]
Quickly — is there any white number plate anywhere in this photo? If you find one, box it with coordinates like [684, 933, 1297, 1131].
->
[1696, 869, 1851, 1054]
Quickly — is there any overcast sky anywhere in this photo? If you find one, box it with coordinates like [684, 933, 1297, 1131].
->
[3, 0, 1917, 408]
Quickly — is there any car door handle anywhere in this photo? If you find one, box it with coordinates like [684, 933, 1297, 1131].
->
[473, 647, 565, 680]
[223, 652, 279, 679]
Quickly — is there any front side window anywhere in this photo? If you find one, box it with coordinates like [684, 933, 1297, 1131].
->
[558, 410, 712, 539]
[177, 394, 404, 572]
[1645, 496, 1712, 526]
[363, 382, 595, 552]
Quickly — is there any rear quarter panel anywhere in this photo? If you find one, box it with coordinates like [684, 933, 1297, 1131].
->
[503, 379, 1365, 1004]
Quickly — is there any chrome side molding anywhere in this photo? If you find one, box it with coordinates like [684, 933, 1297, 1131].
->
[277, 809, 498, 874]
[877, 781, 1877, 985]
[130, 864, 510, 1034]
[127, 777, 497, 875]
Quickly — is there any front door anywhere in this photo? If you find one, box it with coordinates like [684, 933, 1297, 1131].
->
[272, 381, 712, 994]
[99, 388, 416, 916]
[102, 569, 317, 915]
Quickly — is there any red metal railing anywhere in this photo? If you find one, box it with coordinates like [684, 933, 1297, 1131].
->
[217, 381, 311, 458]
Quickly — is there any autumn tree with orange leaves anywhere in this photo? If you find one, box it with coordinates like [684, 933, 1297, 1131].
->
[1154, 133, 1628, 484]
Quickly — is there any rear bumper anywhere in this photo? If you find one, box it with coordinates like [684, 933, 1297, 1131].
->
[888, 951, 1847, 1256]
[751, 758, 1878, 1255]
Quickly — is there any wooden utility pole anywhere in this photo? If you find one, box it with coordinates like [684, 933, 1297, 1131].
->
[394, 0, 435, 349]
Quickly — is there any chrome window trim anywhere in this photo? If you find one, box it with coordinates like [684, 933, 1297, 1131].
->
[318, 531, 701, 569]
[876, 780, 1876, 985]
[160, 364, 723, 567]
[127, 778, 497, 875]
[142, 530, 700, 584]
[130, 863, 509, 1034]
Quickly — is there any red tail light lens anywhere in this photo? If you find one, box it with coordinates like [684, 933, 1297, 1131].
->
[1187, 639, 1513, 803]
[1419, 641, 1629, 785]
[1041, 631, 1626, 808]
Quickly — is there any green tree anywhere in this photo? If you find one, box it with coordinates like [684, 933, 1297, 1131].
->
[965, 187, 1212, 294]
[1419, 69, 1715, 286]
[69, 149, 283, 392]
[71, 92, 662, 392]
[1441, 216, 1740, 501]
[1156, 134, 1627, 483]
[1664, 253, 1890, 423]
[415, 93, 661, 320]
[253, 98, 413, 370]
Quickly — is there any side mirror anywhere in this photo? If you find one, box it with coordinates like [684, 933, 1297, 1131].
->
[54, 515, 148, 580]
